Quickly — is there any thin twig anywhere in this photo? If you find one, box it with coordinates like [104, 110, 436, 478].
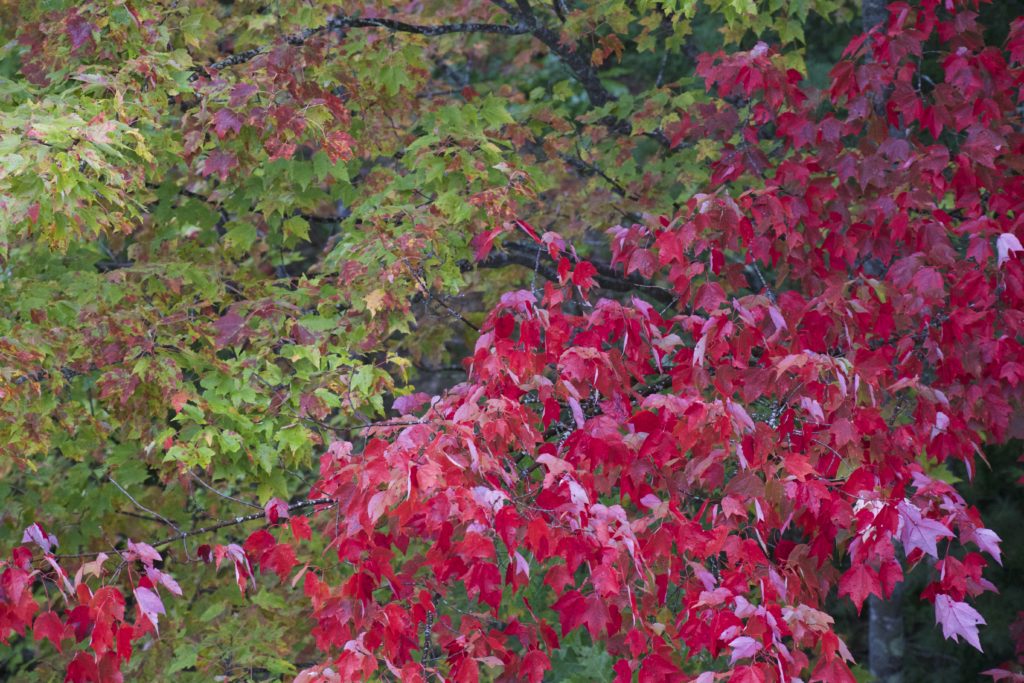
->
[150, 498, 334, 549]
[404, 260, 480, 332]
[109, 477, 183, 535]
[109, 476, 191, 560]
[752, 263, 777, 304]
[191, 471, 262, 510]
[51, 497, 335, 561]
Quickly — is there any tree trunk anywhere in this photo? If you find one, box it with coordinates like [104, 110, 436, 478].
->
[868, 583, 905, 683]
[863, 5, 905, 675]
[862, 0, 888, 31]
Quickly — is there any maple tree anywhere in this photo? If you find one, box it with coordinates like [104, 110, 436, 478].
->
[1, 0, 1023, 681]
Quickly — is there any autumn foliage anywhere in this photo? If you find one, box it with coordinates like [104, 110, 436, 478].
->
[1, 0, 1023, 681]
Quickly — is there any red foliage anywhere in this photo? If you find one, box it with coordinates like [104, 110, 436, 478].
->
[2, 1, 1023, 681]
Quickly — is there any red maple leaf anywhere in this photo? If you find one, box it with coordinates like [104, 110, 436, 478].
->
[212, 109, 243, 139]
[838, 564, 882, 614]
[465, 562, 502, 611]
[289, 515, 312, 542]
[520, 650, 551, 683]
[551, 591, 613, 640]
[262, 543, 298, 581]
[201, 150, 238, 181]
[65, 652, 100, 682]
[33, 611, 67, 652]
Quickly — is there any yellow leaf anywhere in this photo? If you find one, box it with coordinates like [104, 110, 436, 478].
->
[127, 130, 153, 162]
[365, 288, 387, 317]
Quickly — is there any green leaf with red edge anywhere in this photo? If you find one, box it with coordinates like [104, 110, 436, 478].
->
[323, 130, 355, 163]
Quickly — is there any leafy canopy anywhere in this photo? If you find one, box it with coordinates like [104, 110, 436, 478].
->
[0, 0, 1023, 682]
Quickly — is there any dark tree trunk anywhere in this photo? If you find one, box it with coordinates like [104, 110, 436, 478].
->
[862, 4, 904, 676]
[868, 583, 905, 683]
[862, 0, 889, 31]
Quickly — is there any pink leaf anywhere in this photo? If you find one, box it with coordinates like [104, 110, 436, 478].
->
[367, 491, 387, 525]
[264, 497, 290, 525]
[392, 392, 432, 415]
[910, 266, 944, 297]
[536, 453, 573, 489]
[728, 635, 759, 665]
[65, 14, 95, 52]
[22, 522, 58, 553]
[935, 594, 985, 651]
[127, 540, 162, 566]
[964, 527, 1002, 565]
[997, 233, 1023, 267]
[146, 567, 183, 596]
[898, 501, 953, 559]
[228, 83, 258, 107]
[567, 396, 585, 429]
[134, 586, 165, 633]
[214, 308, 247, 348]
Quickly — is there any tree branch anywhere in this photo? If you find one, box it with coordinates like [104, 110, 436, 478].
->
[468, 242, 678, 305]
[109, 477, 183, 536]
[151, 498, 334, 549]
[488, 0, 614, 107]
[470, 250, 562, 284]
[329, 15, 531, 38]
[195, 7, 677, 152]
[190, 471, 262, 510]
[195, 15, 530, 77]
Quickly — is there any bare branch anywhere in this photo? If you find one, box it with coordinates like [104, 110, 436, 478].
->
[195, 14, 530, 78]
[151, 498, 334, 549]
[470, 250, 561, 283]
[329, 15, 531, 38]
[50, 497, 338, 561]
[109, 477, 184, 536]
[467, 242, 678, 305]
[404, 260, 481, 332]
[190, 471, 262, 510]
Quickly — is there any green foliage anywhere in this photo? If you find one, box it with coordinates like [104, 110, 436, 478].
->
[2, 1, 1020, 681]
